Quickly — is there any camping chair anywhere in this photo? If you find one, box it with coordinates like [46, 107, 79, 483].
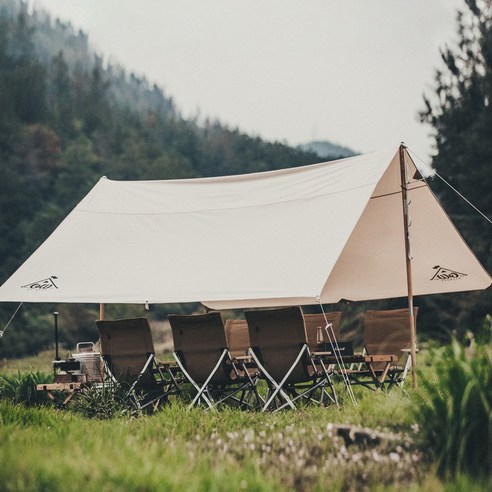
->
[225, 318, 261, 385]
[304, 311, 344, 377]
[96, 317, 180, 411]
[225, 319, 250, 357]
[303, 312, 342, 351]
[168, 312, 261, 410]
[347, 308, 418, 389]
[244, 306, 337, 412]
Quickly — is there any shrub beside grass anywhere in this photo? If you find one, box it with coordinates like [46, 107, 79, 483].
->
[415, 338, 492, 479]
[0, 400, 64, 427]
[71, 383, 141, 419]
[0, 370, 52, 405]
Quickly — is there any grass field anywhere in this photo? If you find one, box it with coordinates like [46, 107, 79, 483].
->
[0, 349, 54, 374]
[0, 345, 491, 491]
[0, 392, 423, 491]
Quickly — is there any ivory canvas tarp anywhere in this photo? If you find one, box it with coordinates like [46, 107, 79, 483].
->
[0, 145, 489, 307]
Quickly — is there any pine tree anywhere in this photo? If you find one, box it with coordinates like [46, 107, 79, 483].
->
[420, 0, 492, 335]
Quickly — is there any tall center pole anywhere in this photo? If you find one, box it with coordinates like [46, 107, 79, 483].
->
[399, 144, 418, 389]
[99, 303, 106, 320]
[53, 311, 60, 361]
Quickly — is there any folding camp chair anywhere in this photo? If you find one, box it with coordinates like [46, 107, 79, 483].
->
[244, 306, 337, 412]
[224, 318, 261, 385]
[224, 319, 250, 358]
[96, 317, 180, 411]
[303, 312, 342, 351]
[347, 308, 418, 389]
[168, 312, 261, 410]
[303, 311, 345, 378]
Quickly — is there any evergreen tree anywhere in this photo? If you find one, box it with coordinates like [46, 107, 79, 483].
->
[48, 51, 74, 140]
[420, 0, 492, 336]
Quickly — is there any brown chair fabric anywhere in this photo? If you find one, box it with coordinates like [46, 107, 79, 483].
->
[363, 308, 418, 370]
[96, 317, 156, 387]
[168, 311, 233, 385]
[244, 306, 310, 384]
[225, 319, 250, 358]
[303, 312, 342, 350]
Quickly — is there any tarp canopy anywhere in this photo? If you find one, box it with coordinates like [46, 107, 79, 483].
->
[0, 145, 490, 308]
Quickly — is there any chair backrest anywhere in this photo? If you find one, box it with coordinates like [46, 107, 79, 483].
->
[224, 319, 250, 358]
[96, 317, 155, 386]
[168, 312, 231, 385]
[363, 308, 418, 368]
[303, 312, 342, 350]
[244, 306, 310, 384]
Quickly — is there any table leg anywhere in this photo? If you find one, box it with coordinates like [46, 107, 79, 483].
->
[366, 361, 391, 388]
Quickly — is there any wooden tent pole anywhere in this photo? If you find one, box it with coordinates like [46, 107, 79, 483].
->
[399, 144, 418, 389]
[99, 303, 106, 321]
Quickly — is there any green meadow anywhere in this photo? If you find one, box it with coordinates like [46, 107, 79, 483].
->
[0, 341, 491, 492]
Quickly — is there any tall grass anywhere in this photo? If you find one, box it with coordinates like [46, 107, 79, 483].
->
[0, 350, 54, 375]
[2, 344, 492, 490]
[0, 392, 427, 492]
[0, 370, 52, 405]
[73, 381, 154, 419]
[415, 338, 492, 479]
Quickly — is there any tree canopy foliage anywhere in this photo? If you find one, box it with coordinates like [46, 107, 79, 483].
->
[419, 0, 492, 341]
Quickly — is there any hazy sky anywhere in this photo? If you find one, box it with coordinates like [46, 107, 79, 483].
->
[35, 0, 464, 160]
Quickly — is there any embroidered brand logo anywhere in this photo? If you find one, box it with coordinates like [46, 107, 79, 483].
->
[21, 276, 58, 290]
[431, 266, 467, 282]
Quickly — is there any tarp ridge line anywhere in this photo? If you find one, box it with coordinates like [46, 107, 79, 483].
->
[75, 181, 384, 216]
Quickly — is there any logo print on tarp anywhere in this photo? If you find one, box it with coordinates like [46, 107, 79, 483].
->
[431, 266, 467, 282]
[21, 276, 58, 290]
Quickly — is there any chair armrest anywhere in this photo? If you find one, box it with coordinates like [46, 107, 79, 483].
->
[158, 359, 178, 366]
[232, 355, 253, 361]
[228, 355, 257, 368]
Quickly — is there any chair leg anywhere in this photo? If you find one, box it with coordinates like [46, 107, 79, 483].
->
[274, 380, 322, 411]
[190, 349, 230, 408]
[244, 370, 264, 409]
[314, 357, 338, 406]
[211, 378, 261, 409]
[99, 358, 142, 408]
[173, 350, 234, 410]
[250, 345, 308, 411]
[228, 355, 264, 409]
[172, 352, 215, 409]
[397, 354, 412, 387]
[161, 364, 182, 397]
[249, 354, 295, 411]
[126, 354, 155, 397]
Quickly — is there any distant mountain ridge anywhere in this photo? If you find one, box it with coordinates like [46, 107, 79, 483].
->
[1, 0, 356, 159]
[298, 141, 356, 160]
